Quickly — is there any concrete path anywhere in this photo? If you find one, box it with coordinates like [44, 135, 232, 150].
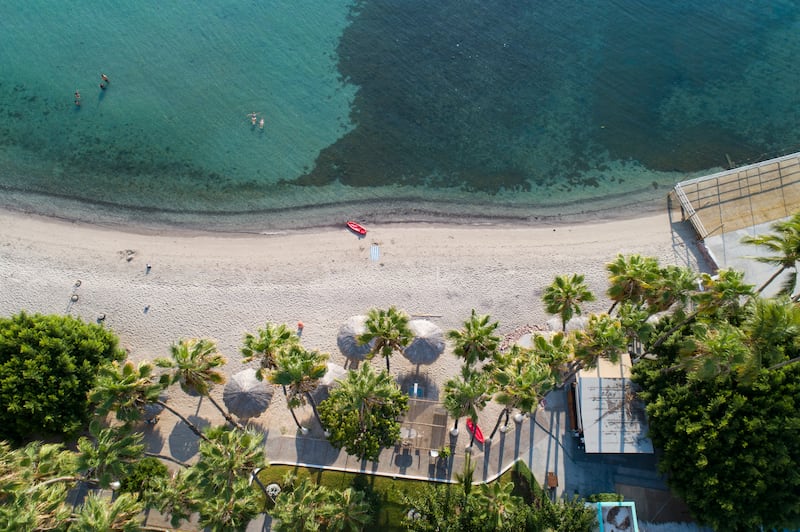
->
[142, 387, 668, 530]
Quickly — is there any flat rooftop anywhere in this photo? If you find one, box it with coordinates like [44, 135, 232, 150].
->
[577, 353, 654, 454]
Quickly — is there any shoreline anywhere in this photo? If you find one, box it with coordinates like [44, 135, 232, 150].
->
[0, 182, 670, 236]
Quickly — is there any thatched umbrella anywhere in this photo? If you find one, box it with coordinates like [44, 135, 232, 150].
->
[337, 315, 373, 360]
[223, 368, 273, 419]
[320, 362, 348, 387]
[546, 315, 589, 332]
[313, 362, 349, 402]
[402, 319, 445, 365]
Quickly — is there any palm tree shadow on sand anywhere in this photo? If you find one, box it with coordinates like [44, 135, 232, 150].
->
[168, 415, 210, 462]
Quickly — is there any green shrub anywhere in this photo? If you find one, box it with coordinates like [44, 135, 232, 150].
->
[120, 457, 169, 500]
[0, 312, 125, 441]
[586, 492, 624, 502]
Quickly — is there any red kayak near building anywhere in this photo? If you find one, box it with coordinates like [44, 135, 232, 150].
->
[466, 418, 485, 444]
[346, 220, 367, 235]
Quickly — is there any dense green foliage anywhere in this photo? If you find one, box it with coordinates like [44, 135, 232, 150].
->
[119, 456, 169, 497]
[403, 461, 595, 532]
[635, 359, 800, 531]
[0, 425, 147, 530]
[318, 363, 408, 461]
[0, 312, 125, 441]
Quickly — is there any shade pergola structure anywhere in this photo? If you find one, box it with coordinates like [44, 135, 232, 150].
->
[403, 319, 445, 365]
[337, 315, 374, 360]
[223, 368, 273, 419]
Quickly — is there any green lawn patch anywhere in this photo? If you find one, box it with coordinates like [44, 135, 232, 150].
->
[258, 464, 519, 530]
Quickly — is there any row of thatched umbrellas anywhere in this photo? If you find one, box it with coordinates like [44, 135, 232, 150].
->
[152, 315, 582, 421]
[216, 316, 446, 420]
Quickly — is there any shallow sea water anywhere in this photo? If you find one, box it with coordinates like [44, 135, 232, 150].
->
[1, 1, 799, 229]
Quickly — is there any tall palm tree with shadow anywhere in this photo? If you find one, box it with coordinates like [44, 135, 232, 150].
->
[156, 338, 244, 430]
[358, 306, 413, 372]
[443, 366, 491, 448]
[447, 309, 500, 368]
[488, 345, 555, 441]
[241, 322, 300, 383]
[91, 360, 211, 442]
[268, 345, 329, 433]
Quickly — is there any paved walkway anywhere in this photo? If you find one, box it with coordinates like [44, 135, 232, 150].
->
[142, 388, 668, 531]
[267, 388, 663, 492]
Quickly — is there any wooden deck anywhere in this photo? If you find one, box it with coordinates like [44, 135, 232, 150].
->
[671, 152, 800, 239]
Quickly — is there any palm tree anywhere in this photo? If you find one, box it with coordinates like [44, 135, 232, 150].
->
[358, 306, 413, 372]
[241, 322, 300, 381]
[645, 264, 699, 314]
[530, 332, 572, 379]
[559, 313, 627, 383]
[72, 492, 144, 531]
[268, 345, 329, 433]
[26, 422, 144, 496]
[156, 338, 243, 430]
[605, 254, 660, 314]
[741, 212, 800, 295]
[74, 421, 145, 489]
[741, 297, 800, 372]
[447, 309, 500, 367]
[573, 314, 627, 369]
[2, 441, 74, 529]
[474, 481, 522, 531]
[330, 362, 404, 433]
[543, 273, 596, 332]
[676, 323, 752, 381]
[179, 426, 268, 532]
[443, 366, 491, 447]
[272, 478, 327, 531]
[488, 346, 555, 440]
[651, 269, 754, 350]
[321, 487, 372, 531]
[91, 360, 211, 442]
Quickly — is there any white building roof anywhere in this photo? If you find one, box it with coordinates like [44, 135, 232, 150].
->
[577, 353, 654, 454]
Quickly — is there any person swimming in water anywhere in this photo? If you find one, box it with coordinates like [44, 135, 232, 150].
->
[259, 118, 265, 129]
[101, 73, 110, 83]
[249, 112, 258, 126]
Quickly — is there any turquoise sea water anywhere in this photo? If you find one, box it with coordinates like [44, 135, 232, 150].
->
[2, 1, 800, 230]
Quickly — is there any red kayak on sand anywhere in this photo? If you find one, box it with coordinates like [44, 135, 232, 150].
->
[346, 220, 367, 235]
[466, 419, 485, 444]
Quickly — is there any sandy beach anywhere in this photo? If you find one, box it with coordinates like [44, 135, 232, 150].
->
[0, 207, 690, 442]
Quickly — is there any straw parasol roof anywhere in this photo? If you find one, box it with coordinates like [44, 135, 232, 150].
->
[320, 362, 348, 387]
[313, 362, 349, 402]
[223, 368, 273, 419]
[403, 319, 445, 365]
[546, 315, 589, 332]
[337, 315, 373, 360]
